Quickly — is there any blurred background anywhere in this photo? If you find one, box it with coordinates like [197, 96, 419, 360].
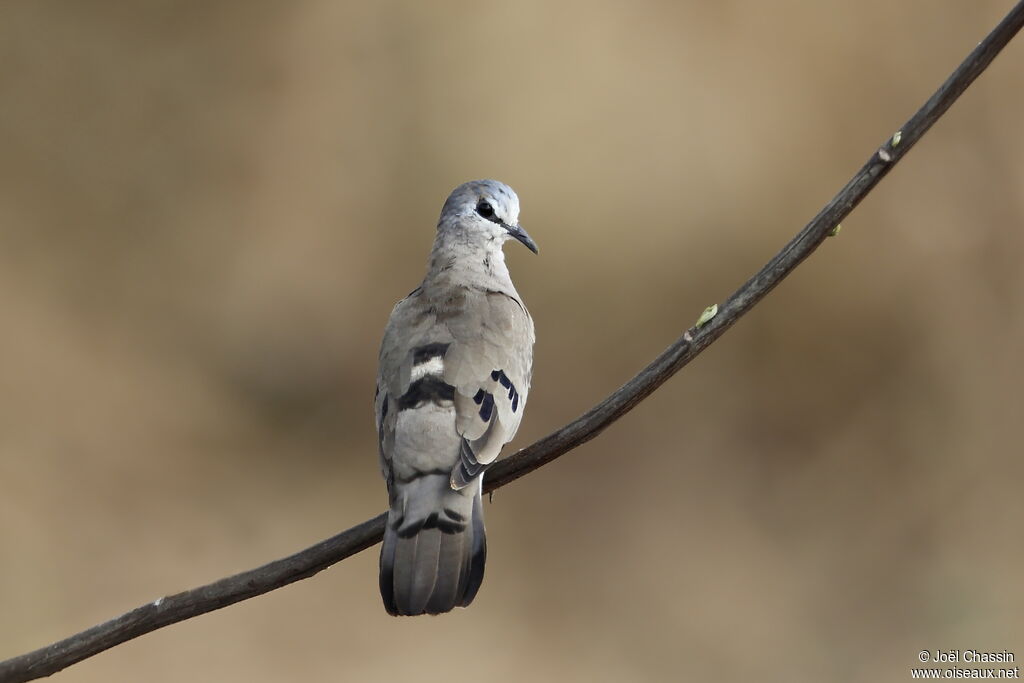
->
[2, 1, 1022, 681]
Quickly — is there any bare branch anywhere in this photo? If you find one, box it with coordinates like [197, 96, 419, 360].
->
[3, 3, 1024, 681]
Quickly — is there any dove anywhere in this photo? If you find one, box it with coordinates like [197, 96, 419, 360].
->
[374, 179, 537, 616]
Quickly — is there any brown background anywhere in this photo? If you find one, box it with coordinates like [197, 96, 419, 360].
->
[2, 2, 1022, 681]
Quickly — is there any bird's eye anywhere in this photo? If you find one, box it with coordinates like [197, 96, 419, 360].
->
[476, 201, 495, 220]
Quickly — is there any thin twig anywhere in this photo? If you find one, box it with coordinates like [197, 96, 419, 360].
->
[3, 3, 1024, 681]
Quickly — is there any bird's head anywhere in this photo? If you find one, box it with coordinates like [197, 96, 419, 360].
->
[438, 179, 538, 254]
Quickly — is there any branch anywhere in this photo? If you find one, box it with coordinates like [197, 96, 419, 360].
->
[4, 3, 1024, 681]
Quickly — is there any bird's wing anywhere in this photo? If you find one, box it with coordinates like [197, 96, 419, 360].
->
[442, 289, 534, 488]
[375, 288, 456, 486]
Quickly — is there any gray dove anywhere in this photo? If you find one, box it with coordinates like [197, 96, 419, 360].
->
[375, 179, 537, 616]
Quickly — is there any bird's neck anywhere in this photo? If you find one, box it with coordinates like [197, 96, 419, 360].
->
[423, 237, 517, 295]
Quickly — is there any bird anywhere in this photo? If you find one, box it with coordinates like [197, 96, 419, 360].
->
[374, 179, 537, 616]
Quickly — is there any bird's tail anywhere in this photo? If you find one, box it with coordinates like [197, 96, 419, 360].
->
[379, 473, 486, 616]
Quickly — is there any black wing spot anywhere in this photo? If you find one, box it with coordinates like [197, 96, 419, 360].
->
[479, 393, 495, 422]
[472, 388, 485, 404]
[488, 369, 520, 412]
[491, 369, 513, 390]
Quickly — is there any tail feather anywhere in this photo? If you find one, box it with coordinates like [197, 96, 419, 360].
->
[379, 474, 486, 616]
[459, 491, 486, 607]
[407, 528, 441, 615]
[379, 524, 398, 614]
[425, 527, 464, 613]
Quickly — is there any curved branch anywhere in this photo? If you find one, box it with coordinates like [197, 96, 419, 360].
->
[4, 4, 1024, 681]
